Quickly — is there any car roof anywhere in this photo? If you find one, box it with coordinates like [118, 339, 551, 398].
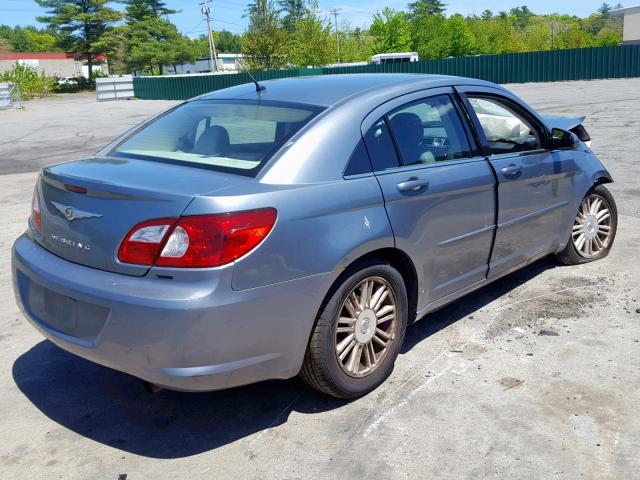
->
[196, 73, 498, 107]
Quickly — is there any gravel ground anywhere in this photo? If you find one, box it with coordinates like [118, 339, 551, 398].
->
[0, 79, 638, 480]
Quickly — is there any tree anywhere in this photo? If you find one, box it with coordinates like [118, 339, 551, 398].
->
[216, 30, 242, 53]
[279, 0, 306, 31]
[24, 29, 58, 51]
[596, 27, 622, 46]
[104, 18, 198, 74]
[510, 6, 534, 30]
[407, 0, 446, 18]
[94, 0, 197, 75]
[370, 8, 412, 53]
[481, 10, 493, 21]
[35, 0, 121, 78]
[0, 25, 63, 52]
[286, 1, 332, 67]
[339, 27, 376, 62]
[123, 0, 176, 22]
[0, 37, 12, 53]
[597, 3, 613, 17]
[446, 14, 476, 56]
[242, 0, 288, 70]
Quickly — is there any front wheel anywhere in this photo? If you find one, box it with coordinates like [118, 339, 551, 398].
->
[556, 184, 618, 265]
[300, 260, 408, 399]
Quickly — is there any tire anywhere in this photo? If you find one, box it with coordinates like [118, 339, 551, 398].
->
[300, 259, 408, 399]
[556, 184, 618, 265]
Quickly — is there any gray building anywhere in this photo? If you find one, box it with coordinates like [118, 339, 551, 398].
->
[612, 5, 640, 45]
[0, 52, 108, 78]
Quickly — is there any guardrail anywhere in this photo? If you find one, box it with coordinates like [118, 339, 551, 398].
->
[96, 76, 135, 102]
[133, 45, 640, 101]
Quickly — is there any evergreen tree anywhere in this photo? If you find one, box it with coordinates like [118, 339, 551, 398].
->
[407, 0, 446, 19]
[279, 0, 307, 31]
[35, 0, 121, 77]
[123, 0, 176, 22]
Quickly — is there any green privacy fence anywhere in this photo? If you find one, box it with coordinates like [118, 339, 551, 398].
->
[133, 45, 640, 100]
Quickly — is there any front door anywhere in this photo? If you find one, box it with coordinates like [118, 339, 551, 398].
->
[458, 88, 578, 279]
[363, 89, 496, 310]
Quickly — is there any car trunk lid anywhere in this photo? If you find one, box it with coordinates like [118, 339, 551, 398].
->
[36, 156, 250, 276]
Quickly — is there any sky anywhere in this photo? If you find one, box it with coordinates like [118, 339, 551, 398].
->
[0, 0, 620, 36]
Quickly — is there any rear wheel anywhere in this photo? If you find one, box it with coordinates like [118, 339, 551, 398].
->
[300, 260, 408, 398]
[556, 185, 617, 265]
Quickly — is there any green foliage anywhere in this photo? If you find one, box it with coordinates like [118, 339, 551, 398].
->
[0, 63, 57, 100]
[286, 2, 333, 67]
[410, 14, 450, 59]
[95, 0, 198, 75]
[370, 9, 412, 54]
[34, 0, 122, 77]
[0, 37, 11, 52]
[215, 30, 243, 53]
[193, 30, 243, 57]
[446, 14, 476, 57]
[407, 0, 446, 19]
[278, 0, 306, 31]
[242, 0, 289, 70]
[53, 75, 98, 93]
[0, 25, 63, 52]
[338, 27, 376, 63]
[0, 0, 623, 79]
[123, 0, 176, 22]
[368, 3, 622, 60]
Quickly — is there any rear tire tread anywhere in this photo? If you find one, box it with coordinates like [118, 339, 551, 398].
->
[300, 258, 408, 399]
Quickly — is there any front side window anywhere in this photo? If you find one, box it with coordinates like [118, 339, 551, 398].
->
[111, 100, 322, 177]
[387, 94, 473, 165]
[467, 96, 543, 155]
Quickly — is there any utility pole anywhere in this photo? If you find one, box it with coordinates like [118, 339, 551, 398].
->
[330, 8, 341, 63]
[200, 0, 219, 72]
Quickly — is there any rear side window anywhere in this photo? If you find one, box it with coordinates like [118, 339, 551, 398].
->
[387, 94, 472, 165]
[344, 139, 372, 176]
[467, 96, 543, 154]
[363, 119, 400, 171]
[111, 100, 323, 177]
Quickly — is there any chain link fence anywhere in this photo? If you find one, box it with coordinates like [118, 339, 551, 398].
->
[0, 82, 22, 110]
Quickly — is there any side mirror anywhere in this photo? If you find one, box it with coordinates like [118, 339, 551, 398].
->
[551, 128, 578, 150]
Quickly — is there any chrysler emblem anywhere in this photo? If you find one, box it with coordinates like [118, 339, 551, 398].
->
[51, 201, 103, 221]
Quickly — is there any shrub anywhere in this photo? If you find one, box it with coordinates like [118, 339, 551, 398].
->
[53, 76, 96, 93]
[0, 62, 57, 100]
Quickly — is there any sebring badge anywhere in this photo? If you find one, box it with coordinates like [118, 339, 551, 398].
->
[50, 233, 91, 251]
[51, 201, 103, 221]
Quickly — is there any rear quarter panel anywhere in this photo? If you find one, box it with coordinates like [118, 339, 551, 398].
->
[183, 176, 393, 290]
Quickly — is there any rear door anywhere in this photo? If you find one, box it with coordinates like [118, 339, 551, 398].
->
[363, 88, 496, 310]
[457, 86, 579, 279]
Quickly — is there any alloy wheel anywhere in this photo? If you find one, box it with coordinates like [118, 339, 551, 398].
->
[572, 193, 613, 258]
[334, 276, 398, 378]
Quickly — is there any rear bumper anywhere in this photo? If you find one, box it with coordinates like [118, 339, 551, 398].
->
[12, 233, 333, 391]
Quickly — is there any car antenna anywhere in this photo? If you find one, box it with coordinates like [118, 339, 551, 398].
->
[239, 60, 266, 93]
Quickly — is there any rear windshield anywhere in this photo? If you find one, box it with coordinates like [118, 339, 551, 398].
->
[111, 99, 323, 177]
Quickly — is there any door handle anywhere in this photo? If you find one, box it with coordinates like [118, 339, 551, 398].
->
[397, 177, 429, 192]
[501, 164, 522, 179]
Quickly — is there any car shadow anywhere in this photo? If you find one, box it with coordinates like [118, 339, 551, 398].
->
[402, 259, 556, 353]
[12, 259, 556, 459]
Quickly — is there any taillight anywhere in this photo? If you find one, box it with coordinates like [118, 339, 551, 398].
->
[118, 208, 277, 268]
[31, 187, 41, 232]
